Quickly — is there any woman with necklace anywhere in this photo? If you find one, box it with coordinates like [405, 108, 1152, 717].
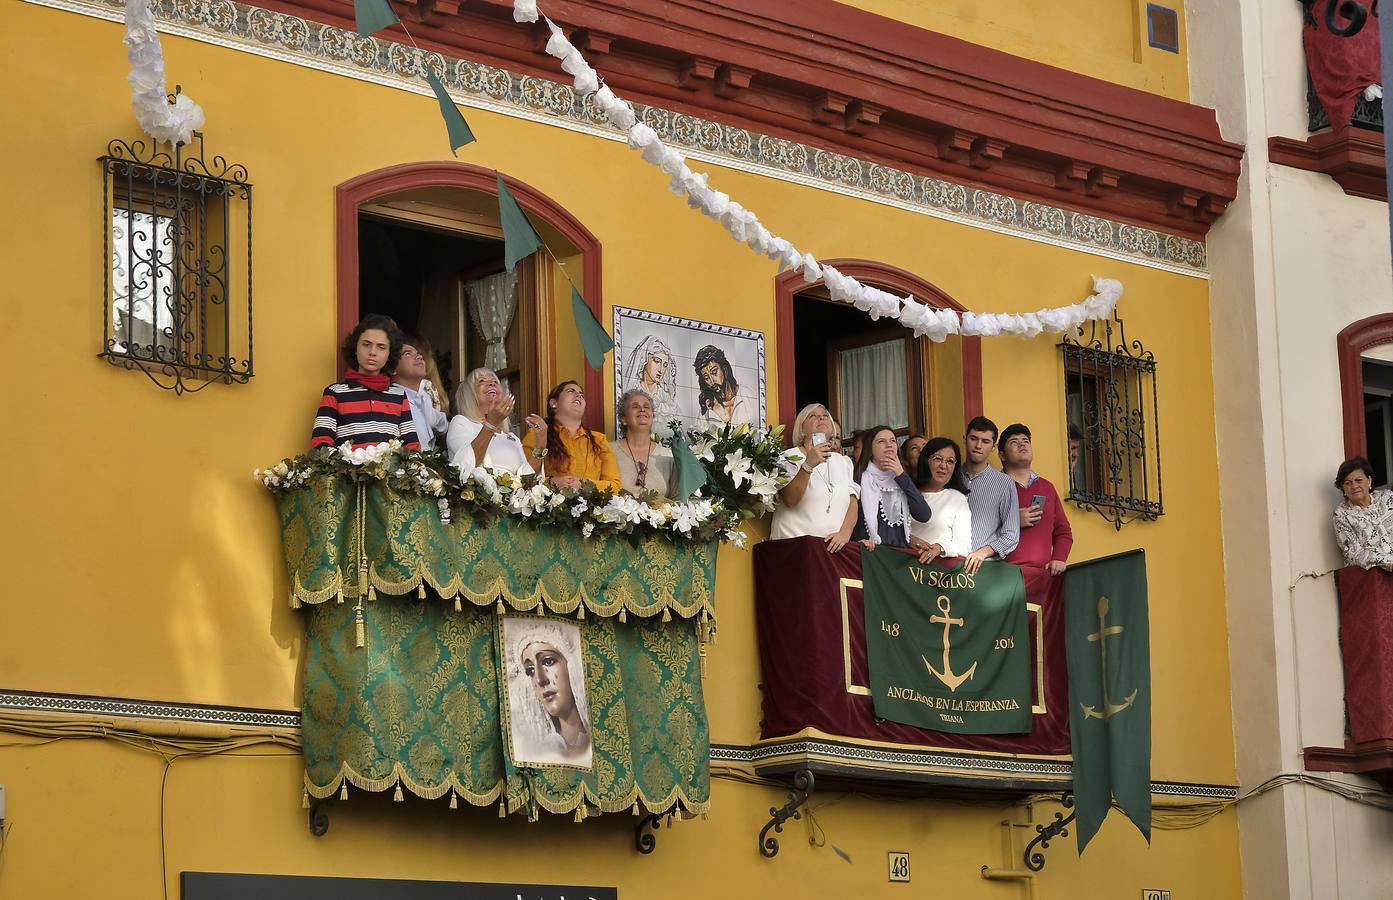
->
[772, 403, 859, 552]
[611, 389, 675, 497]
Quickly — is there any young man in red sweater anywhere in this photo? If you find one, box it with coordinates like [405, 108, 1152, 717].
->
[999, 423, 1073, 575]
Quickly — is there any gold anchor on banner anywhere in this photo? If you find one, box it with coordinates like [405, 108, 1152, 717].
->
[923, 595, 978, 692]
[1081, 596, 1138, 720]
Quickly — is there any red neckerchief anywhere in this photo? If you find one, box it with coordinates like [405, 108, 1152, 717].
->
[344, 368, 391, 392]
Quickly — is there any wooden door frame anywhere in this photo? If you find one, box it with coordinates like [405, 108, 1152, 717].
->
[774, 258, 982, 436]
[337, 162, 603, 431]
[1338, 313, 1393, 458]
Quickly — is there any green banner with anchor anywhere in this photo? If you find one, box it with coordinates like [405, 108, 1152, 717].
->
[861, 551, 1031, 734]
[1064, 549, 1151, 853]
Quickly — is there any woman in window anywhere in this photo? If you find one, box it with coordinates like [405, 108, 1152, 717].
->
[311, 314, 419, 451]
[522, 381, 622, 493]
[909, 437, 974, 563]
[1333, 457, 1393, 570]
[851, 425, 930, 548]
[611, 389, 676, 498]
[772, 403, 858, 552]
[445, 368, 544, 476]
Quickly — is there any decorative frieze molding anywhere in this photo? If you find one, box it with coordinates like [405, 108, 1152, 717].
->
[31, 0, 1208, 276]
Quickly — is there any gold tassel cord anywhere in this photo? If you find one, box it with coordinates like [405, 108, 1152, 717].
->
[618, 608, 627, 624]
[354, 606, 365, 649]
[302, 790, 310, 809]
[496, 599, 505, 615]
[418, 583, 426, 600]
[498, 801, 507, 818]
[449, 791, 458, 809]
[394, 784, 404, 802]
[455, 598, 463, 612]
[339, 782, 349, 801]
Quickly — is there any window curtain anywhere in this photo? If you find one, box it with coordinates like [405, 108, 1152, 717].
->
[465, 269, 520, 372]
[838, 339, 907, 434]
[111, 208, 175, 353]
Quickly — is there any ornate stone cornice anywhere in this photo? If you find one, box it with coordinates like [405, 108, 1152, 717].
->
[35, 0, 1210, 274]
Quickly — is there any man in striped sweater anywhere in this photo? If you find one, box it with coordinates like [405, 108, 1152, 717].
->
[310, 314, 420, 451]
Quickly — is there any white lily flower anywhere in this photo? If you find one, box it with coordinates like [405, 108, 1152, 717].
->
[724, 449, 753, 488]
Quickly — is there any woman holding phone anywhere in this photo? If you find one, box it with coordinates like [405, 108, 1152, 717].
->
[446, 368, 544, 475]
[851, 425, 931, 549]
[772, 404, 859, 551]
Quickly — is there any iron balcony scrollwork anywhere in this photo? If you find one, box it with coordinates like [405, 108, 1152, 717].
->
[1060, 309, 1162, 530]
[1300, 0, 1379, 37]
[99, 129, 254, 395]
[758, 769, 814, 859]
[1023, 792, 1076, 872]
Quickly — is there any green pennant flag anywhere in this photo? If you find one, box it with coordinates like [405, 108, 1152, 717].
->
[570, 286, 613, 369]
[353, 0, 398, 37]
[861, 553, 1032, 734]
[1063, 549, 1152, 854]
[496, 173, 544, 272]
[424, 72, 475, 156]
[668, 430, 708, 499]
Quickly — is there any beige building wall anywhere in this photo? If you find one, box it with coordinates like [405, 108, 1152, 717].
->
[1188, 0, 1393, 897]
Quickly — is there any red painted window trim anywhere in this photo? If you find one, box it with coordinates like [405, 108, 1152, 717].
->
[1338, 313, 1393, 458]
[335, 161, 603, 431]
[774, 259, 983, 436]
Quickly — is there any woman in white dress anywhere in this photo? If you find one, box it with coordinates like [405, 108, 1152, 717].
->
[611, 389, 676, 498]
[445, 368, 545, 476]
[909, 436, 974, 563]
[771, 403, 858, 552]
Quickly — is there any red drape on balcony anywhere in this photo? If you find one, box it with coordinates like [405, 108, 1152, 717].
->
[753, 536, 1069, 755]
[1337, 566, 1393, 743]
[1304, 0, 1382, 129]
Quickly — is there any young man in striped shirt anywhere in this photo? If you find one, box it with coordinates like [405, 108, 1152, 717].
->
[310, 314, 420, 451]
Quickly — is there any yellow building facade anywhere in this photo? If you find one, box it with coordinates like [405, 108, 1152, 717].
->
[0, 0, 1244, 896]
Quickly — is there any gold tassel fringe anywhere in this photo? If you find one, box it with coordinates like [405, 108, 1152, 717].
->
[339, 783, 348, 801]
[632, 801, 640, 815]
[619, 608, 627, 624]
[536, 603, 545, 616]
[449, 791, 458, 810]
[302, 790, 310, 809]
[290, 593, 301, 610]
[662, 608, 672, 623]
[576, 605, 585, 620]
[354, 607, 366, 649]
[454, 599, 462, 612]
[393, 784, 404, 802]
[418, 584, 426, 600]
[336, 588, 344, 605]
[574, 807, 583, 823]
[498, 801, 507, 818]
[368, 585, 377, 602]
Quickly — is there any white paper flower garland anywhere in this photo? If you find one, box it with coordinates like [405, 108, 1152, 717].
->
[124, 0, 205, 144]
[515, 7, 1124, 340]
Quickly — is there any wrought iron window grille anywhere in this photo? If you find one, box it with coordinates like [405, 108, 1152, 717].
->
[1060, 310, 1163, 530]
[99, 128, 253, 394]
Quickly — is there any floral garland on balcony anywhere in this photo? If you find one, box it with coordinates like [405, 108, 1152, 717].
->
[256, 423, 796, 547]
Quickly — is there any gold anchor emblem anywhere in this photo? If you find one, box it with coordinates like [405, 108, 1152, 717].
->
[1081, 596, 1138, 720]
[923, 595, 978, 692]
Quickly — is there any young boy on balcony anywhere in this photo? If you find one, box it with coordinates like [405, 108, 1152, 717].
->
[310, 314, 420, 451]
[999, 423, 1072, 575]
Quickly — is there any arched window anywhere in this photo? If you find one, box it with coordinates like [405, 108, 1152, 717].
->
[336, 163, 603, 430]
[774, 260, 982, 447]
[1339, 313, 1393, 486]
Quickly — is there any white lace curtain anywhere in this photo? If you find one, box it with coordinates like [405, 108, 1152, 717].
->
[838, 339, 908, 435]
[465, 269, 520, 371]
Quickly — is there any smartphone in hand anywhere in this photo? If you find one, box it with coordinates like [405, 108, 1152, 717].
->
[1030, 494, 1046, 509]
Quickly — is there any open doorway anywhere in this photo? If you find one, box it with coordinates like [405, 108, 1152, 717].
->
[356, 186, 557, 419]
[791, 291, 928, 452]
[1364, 356, 1393, 487]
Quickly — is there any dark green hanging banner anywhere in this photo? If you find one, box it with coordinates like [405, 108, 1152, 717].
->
[570, 286, 613, 369]
[353, 0, 398, 36]
[668, 431, 708, 499]
[425, 72, 476, 155]
[1063, 549, 1152, 854]
[496, 173, 544, 272]
[861, 552, 1031, 734]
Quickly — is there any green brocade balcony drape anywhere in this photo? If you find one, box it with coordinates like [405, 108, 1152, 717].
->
[278, 476, 718, 620]
[280, 477, 716, 818]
